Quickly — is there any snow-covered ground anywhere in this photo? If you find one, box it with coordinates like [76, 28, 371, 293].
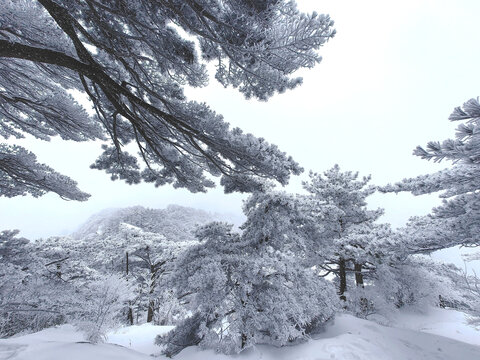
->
[389, 307, 480, 347]
[1, 309, 479, 360]
[0, 325, 149, 360]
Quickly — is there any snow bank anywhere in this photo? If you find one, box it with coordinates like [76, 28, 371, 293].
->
[173, 314, 480, 360]
[0, 325, 149, 360]
[1, 310, 479, 360]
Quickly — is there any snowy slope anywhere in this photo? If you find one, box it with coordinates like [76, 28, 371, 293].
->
[170, 314, 480, 360]
[390, 307, 480, 347]
[0, 325, 150, 360]
[1, 310, 479, 360]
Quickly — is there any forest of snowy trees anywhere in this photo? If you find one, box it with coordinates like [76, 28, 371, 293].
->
[1, 168, 480, 354]
[1, 0, 480, 358]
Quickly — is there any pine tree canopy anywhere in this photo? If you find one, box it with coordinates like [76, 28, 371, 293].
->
[0, 0, 335, 200]
[381, 98, 480, 248]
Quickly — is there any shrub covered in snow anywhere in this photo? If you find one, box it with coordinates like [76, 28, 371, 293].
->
[72, 274, 135, 343]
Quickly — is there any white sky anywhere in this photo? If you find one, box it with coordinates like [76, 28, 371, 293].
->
[2, 0, 480, 252]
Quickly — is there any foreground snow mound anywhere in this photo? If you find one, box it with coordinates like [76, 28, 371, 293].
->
[0, 325, 151, 360]
[0, 342, 150, 360]
[172, 314, 480, 360]
[0, 311, 479, 360]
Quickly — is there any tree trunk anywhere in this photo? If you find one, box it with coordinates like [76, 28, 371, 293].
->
[338, 258, 347, 301]
[127, 307, 134, 325]
[147, 300, 155, 323]
[56, 263, 62, 278]
[241, 333, 247, 349]
[354, 262, 369, 314]
[126, 251, 134, 325]
[354, 262, 364, 287]
[147, 263, 156, 323]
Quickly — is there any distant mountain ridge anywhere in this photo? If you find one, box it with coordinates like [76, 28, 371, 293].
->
[72, 205, 218, 243]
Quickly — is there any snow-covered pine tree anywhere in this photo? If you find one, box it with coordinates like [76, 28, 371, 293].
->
[0, 231, 84, 336]
[16, 233, 138, 341]
[33, 206, 210, 326]
[0, 0, 335, 199]
[381, 97, 480, 250]
[0, 144, 89, 200]
[0, 230, 48, 336]
[303, 165, 384, 301]
[238, 190, 338, 342]
[158, 191, 338, 356]
[0, 205, 220, 336]
[119, 223, 193, 324]
[459, 253, 480, 323]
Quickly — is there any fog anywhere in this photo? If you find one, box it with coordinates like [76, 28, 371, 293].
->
[2, 0, 480, 275]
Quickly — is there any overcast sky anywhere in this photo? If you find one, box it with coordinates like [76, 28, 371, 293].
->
[2, 0, 480, 259]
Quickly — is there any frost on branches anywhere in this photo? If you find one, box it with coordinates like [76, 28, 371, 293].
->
[69, 205, 212, 325]
[381, 97, 480, 249]
[302, 165, 387, 302]
[158, 192, 338, 356]
[0, 205, 215, 338]
[72, 274, 135, 344]
[0, 0, 335, 199]
[0, 230, 91, 337]
[0, 144, 89, 200]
